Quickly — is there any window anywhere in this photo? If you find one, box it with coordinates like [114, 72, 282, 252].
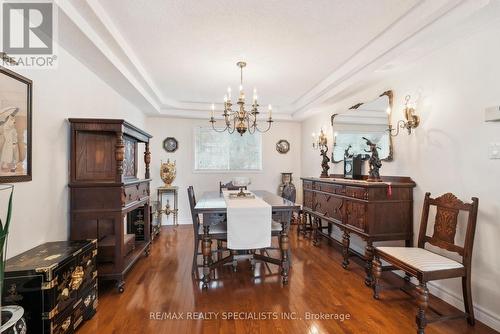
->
[194, 127, 262, 171]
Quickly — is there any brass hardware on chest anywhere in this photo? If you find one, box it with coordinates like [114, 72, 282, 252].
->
[61, 317, 71, 331]
[70, 266, 84, 291]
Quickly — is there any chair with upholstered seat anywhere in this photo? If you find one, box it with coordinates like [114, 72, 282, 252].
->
[372, 192, 479, 334]
[187, 186, 228, 277]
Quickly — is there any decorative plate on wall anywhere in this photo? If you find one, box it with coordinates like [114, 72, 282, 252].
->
[276, 139, 290, 154]
[163, 137, 178, 153]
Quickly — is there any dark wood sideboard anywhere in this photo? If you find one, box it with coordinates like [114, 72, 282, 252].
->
[301, 175, 416, 286]
[68, 118, 152, 293]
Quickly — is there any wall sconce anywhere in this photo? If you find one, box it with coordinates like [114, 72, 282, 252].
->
[312, 129, 328, 149]
[312, 129, 330, 178]
[388, 95, 420, 136]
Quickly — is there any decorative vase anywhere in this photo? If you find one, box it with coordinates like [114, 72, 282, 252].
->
[278, 172, 296, 202]
[160, 160, 176, 186]
[1, 306, 27, 334]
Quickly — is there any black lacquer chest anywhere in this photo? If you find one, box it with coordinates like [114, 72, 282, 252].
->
[2, 240, 98, 333]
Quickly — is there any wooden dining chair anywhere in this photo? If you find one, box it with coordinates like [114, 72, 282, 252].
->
[187, 186, 228, 277]
[372, 192, 479, 334]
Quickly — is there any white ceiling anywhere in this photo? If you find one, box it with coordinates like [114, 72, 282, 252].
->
[54, 0, 496, 120]
[95, 0, 418, 108]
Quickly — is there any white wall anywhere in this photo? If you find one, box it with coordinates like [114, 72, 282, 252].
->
[4, 46, 145, 258]
[301, 22, 500, 330]
[146, 117, 301, 225]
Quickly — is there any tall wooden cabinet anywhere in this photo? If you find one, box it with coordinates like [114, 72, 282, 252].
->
[68, 119, 152, 292]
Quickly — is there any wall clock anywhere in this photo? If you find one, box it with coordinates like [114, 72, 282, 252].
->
[163, 137, 178, 153]
[276, 139, 290, 154]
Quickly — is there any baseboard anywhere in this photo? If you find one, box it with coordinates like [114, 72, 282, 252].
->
[426, 281, 500, 332]
[161, 217, 191, 226]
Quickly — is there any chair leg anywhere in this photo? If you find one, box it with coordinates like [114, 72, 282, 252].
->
[231, 250, 238, 272]
[192, 237, 199, 277]
[313, 217, 320, 246]
[462, 275, 475, 325]
[372, 255, 382, 299]
[341, 229, 350, 269]
[415, 282, 429, 334]
[217, 240, 222, 261]
[297, 212, 303, 237]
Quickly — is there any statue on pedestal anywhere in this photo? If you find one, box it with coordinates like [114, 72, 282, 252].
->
[362, 137, 382, 182]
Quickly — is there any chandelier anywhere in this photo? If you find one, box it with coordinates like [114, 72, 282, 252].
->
[209, 61, 273, 135]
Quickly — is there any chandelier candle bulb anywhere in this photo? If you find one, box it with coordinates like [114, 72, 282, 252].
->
[227, 87, 231, 100]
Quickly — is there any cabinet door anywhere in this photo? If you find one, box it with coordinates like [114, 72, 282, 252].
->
[325, 196, 343, 221]
[345, 200, 367, 232]
[74, 131, 116, 182]
[314, 193, 343, 222]
[303, 190, 313, 210]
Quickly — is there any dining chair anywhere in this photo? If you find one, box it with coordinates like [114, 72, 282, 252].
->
[187, 186, 228, 277]
[372, 192, 479, 334]
[297, 210, 313, 237]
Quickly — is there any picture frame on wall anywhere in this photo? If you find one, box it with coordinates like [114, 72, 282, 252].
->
[276, 139, 290, 154]
[0, 67, 32, 182]
[163, 137, 178, 153]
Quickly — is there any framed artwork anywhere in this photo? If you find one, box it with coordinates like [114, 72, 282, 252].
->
[276, 139, 290, 154]
[163, 137, 178, 153]
[0, 67, 32, 182]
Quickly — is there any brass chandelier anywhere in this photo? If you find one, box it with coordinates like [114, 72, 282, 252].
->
[209, 61, 273, 135]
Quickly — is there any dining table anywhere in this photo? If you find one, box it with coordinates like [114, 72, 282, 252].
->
[194, 190, 300, 289]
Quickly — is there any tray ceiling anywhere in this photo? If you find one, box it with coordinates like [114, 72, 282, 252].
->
[54, 0, 495, 119]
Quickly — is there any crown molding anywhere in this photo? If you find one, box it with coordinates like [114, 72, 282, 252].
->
[55, 0, 491, 120]
[158, 108, 294, 121]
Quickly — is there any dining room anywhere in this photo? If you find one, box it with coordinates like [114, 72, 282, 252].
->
[1, 1, 500, 334]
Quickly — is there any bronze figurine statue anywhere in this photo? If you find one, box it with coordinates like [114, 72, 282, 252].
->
[320, 146, 330, 178]
[344, 144, 353, 158]
[362, 137, 382, 182]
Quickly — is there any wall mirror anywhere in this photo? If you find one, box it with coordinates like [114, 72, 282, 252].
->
[331, 91, 393, 163]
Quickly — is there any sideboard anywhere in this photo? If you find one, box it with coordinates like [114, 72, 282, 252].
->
[301, 175, 416, 286]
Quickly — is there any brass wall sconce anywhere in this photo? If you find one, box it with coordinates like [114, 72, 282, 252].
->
[388, 95, 420, 136]
[312, 129, 328, 149]
[312, 129, 330, 177]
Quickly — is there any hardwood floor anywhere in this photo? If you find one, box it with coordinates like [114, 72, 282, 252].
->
[78, 226, 497, 334]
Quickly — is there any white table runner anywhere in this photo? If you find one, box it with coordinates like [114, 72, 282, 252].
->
[223, 191, 272, 250]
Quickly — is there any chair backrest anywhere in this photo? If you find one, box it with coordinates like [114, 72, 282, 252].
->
[417, 192, 479, 266]
[187, 186, 200, 233]
[219, 181, 246, 193]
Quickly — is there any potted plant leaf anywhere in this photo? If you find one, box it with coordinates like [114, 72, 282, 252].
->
[0, 185, 27, 333]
